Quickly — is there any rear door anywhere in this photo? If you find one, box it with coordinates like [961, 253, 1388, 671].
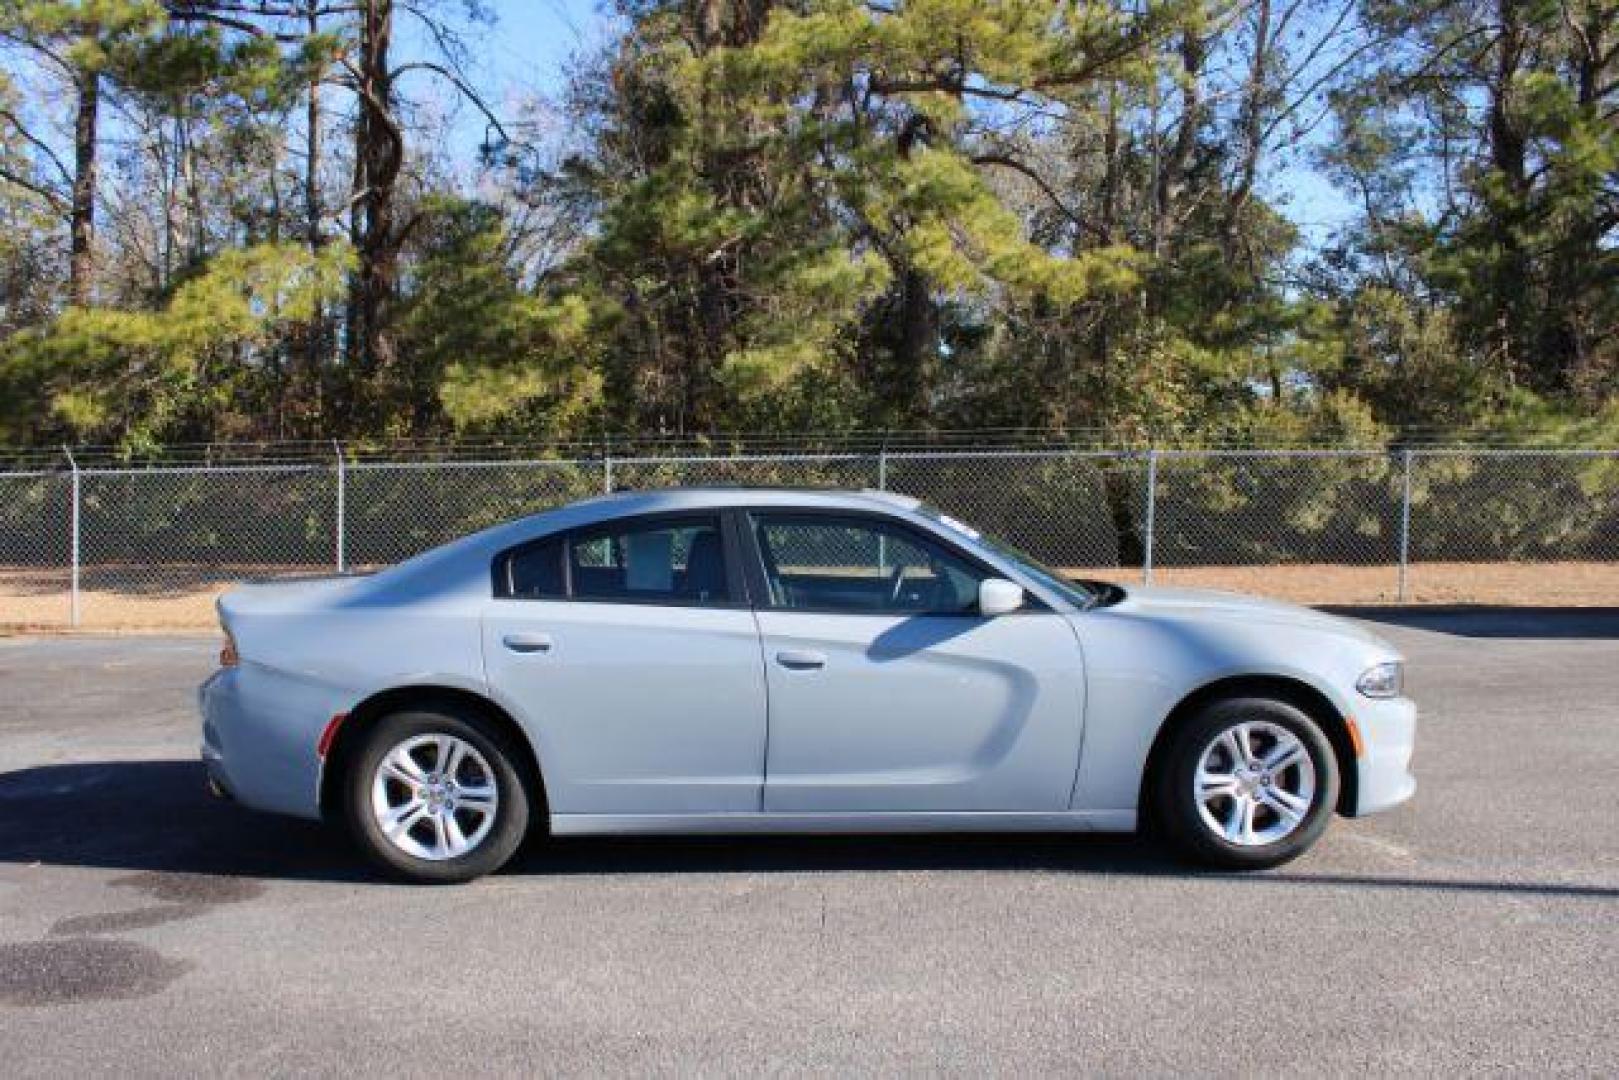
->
[744, 510, 1086, 812]
[482, 512, 768, 815]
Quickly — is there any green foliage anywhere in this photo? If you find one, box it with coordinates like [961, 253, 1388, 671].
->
[0, 0, 1614, 450]
[1326, 0, 1619, 401]
[0, 242, 351, 444]
[538, 0, 1168, 429]
[1, 0, 165, 70]
[397, 199, 604, 437]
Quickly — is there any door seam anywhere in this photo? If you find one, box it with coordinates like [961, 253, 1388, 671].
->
[749, 607, 771, 812]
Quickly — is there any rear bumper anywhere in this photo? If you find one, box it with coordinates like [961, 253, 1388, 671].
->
[1351, 695, 1417, 816]
[199, 665, 339, 822]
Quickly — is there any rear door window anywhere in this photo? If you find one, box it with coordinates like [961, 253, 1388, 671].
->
[566, 516, 731, 605]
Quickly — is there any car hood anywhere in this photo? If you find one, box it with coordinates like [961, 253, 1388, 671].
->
[1111, 584, 1389, 648]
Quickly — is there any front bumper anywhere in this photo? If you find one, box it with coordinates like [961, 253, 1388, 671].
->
[1351, 694, 1417, 815]
[199, 665, 341, 821]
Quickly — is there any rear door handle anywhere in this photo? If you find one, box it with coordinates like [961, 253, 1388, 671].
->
[775, 649, 827, 670]
[502, 632, 554, 654]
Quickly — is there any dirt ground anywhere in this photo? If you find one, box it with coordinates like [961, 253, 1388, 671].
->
[4, 560, 1618, 631]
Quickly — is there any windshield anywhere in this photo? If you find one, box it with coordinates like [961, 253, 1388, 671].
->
[915, 504, 1101, 610]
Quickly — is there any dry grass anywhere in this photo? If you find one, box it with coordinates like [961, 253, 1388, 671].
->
[4, 560, 1618, 632]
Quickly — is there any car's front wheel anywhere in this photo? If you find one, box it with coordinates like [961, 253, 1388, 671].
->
[344, 708, 531, 883]
[1154, 697, 1340, 870]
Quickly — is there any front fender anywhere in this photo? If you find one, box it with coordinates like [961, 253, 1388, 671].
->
[1066, 608, 1375, 813]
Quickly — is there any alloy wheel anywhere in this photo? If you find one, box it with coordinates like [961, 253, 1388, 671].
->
[370, 734, 499, 861]
[1192, 720, 1317, 847]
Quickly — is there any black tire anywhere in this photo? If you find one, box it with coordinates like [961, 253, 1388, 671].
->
[343, 708, 532, 884]
[1153, 697, 1340, 870]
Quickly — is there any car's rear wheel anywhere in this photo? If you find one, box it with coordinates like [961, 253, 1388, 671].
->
[1155, 697, 1340, 870]
[344, 708, 530, 883]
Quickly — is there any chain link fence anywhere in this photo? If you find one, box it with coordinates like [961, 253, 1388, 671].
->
[2, 446, 1616, 630]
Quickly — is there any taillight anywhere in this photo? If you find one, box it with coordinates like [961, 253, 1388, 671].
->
[219, 628, 239, 668]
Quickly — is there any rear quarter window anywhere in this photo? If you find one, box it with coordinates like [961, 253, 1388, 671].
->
[500, 537, 565, 599]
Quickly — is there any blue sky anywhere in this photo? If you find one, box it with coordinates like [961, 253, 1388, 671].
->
[478, 0, 610, 98]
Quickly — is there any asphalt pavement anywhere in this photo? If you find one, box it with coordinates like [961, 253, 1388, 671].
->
[1, 612, 1616, 1075]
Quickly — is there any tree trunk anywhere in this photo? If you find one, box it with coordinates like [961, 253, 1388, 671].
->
[1225, 0, 1271, 260]
[68, 69, 99, 307]
[346, 0, 404, 426]
[693, 0, 769, 48]
[891, 265, 937, 418]
[1154, 29, 1205, 258]
[1099, 85, 1121, 245]
[299, 0, 328, 428]
[1486, 0, 1533, 388]
[1536, 0, 1611, 397]
[305, 3, 323, 259]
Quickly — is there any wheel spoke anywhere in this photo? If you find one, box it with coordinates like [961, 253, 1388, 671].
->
[381, 799, 427, 839]
[428, 811, 450, 858]
[385, 750, 428, 784]
[442, 812, 469, 855]
[381, 760, 423, 788]
[442, 740, 467, 781]
[1196, 769, 1239, 801]
[1261, 786, 1309, 821]
[1221, 729, 1252, 770]
[1223, 794, 1255, 844]
[1235, 725, 1260, 767]
[1262, 739, 1304, 773]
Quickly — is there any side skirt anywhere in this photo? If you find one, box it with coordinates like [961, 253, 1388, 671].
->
[548, 810, 1137, 836]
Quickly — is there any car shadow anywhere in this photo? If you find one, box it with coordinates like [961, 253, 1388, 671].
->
[1324, 605, 1619, 640]
[0, 760, 368, 883]
[2, 760, 1615, 901]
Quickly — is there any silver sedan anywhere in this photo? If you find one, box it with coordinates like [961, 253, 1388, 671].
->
[200, 488, 1416, 882]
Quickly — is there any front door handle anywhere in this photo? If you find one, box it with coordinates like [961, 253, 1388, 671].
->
[502, 632, 554, 654]
[776, 649, 827, 670]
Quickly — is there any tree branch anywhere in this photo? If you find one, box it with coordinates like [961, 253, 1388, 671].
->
[0, 162, 69, 212]
[0, 106, 72, 186]
[390, 60, 515, 146]
[971, 152, 1105, 242]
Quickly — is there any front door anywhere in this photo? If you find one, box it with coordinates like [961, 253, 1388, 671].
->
[745, 511, 1086, 812]
[483, 512, 767, 815]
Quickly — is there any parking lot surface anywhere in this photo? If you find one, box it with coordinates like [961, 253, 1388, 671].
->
[1, 612, 1616, 1075]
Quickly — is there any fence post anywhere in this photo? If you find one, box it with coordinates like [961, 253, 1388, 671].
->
[333, 440, 346, 574]
[1142, 448, 1158, 585]
[603, 439, 614, 494]
[1397, 447, 1413, 602]
[64, 446, 80, 628]
[875, 446, 890, 570]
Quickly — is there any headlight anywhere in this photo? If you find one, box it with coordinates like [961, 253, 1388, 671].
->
[1356, 661, 1403, 698]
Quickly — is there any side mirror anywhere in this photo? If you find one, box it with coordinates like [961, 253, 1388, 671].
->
[978, 577, 1025, 617]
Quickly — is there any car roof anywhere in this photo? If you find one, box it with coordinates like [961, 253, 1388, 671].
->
[571, 486, 923, 516]
[374, 488, 929, 586]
